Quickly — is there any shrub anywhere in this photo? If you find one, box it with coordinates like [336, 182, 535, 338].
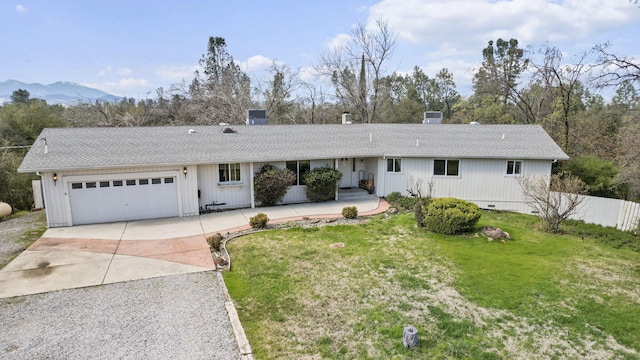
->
[413, 198, 431, 228]
[254, 164, 296, 206]
[303, 167, 343, 202]
[342, 206, 358, 219]
[250, 212, 269, 229]
[386, 192, 422, 210]
[206, 232, 223, 251]
[386, 192, 402, 203]
[423, 198, 481, 235]
[398, 196, 418, 210]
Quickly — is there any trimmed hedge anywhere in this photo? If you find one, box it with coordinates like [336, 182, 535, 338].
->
[254, 164, 296, 206]
[342, 206, 358, 219]
[250, 213, 269, 229]
[422, 198, 481, 235]
[304, 167, 342, 202]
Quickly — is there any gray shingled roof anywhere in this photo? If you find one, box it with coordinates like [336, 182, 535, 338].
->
[18, 124, 569, 172]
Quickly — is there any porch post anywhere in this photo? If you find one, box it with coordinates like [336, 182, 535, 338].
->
[335, 158, 339, 201]
[250, 162, 255, 208]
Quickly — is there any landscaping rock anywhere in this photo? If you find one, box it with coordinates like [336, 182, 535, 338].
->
[480, 226, 512, 241]
[214, 254, 228, 267]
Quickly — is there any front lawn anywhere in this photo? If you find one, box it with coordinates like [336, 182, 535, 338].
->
[223, 211, 640, 359]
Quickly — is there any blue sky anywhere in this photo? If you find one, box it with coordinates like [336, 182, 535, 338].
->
[2, 0, 639, 98]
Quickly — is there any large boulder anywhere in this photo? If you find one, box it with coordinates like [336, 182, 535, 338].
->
[480, 226, 511, 241]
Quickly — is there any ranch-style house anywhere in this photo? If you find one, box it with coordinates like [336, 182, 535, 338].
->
[18, 122, 568, 228]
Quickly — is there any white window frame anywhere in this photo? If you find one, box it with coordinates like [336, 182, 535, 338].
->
[386, 158, 402, 173]
[219, 163, 241, 184]
[286, 160, 311, 186]
[506, 160, 523, 176]
[433, 159, 460, 177]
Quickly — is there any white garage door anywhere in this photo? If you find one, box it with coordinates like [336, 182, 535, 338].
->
[69, 176, 179, 225]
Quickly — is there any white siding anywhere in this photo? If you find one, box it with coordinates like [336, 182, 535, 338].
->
[41, 166, 199, 227]
[197, 163, 252, 210]
[252, 159, 335, 205]
[379, 158, 552, 213]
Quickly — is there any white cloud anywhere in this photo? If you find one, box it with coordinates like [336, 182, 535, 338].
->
[238, 55, 274, 72]
[15, 4, 28, 12]
[83, 78, 153, 97]
[299, 66, 320, 83]
[369, 0, 638, 48]
[325, 33, 351, 51]
[98, 66, 133, 77]
[154, 65, 200, 82]
[362, 0, 640, 96]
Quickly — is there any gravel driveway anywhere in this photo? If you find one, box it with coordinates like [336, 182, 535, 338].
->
[1, 272, 241, 359]
[0, 211, 45, 268]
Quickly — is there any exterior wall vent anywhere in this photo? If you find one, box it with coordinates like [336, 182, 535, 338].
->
[222, 127, 236, 134]
[423, 111, 443, 124]
[247, 109, 267, 125]
[342, 112, 352, 124]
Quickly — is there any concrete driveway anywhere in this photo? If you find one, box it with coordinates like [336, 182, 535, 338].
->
[0, 194, 387, 298]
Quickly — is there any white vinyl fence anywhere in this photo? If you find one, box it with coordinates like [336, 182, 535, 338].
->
[554, 192, 640, 231]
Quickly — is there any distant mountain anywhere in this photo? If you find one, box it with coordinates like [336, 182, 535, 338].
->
[0, 80, 120, 106]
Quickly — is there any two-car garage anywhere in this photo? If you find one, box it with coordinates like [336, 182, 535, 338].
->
[67, 172, 180, 225]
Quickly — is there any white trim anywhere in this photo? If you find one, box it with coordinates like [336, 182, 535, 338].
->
[62, 170, 181, 226]
[505, 160, 524, 177]
[250, 162, 255, 208]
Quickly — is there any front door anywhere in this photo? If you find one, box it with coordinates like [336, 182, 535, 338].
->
[338, 158, 351, 188]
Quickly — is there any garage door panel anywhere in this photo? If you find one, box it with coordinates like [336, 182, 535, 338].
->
[69, 176, 179, 225]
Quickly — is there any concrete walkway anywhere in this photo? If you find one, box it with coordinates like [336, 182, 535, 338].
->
[0, 195, 388, 299]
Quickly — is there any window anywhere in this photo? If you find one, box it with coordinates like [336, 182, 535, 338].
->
[113, 180, 123, 187]
[386, 158, 402, 173]
[164, 177, 174, 184]
[139, 179, 149, 185]
[85, 182, 97, 188]
[286, 160, 311, 185]
[434, 159, 460, 176]
[126, 180, 136, 186]
[152, 178, 161, 184]
[99, 181, 110, 188]
[219, 163, 241, 183]
[506, 160, 522, 175]
[71, 183, 83, 189]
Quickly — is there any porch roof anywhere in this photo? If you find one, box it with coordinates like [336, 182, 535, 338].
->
[18, 124, 569, 172]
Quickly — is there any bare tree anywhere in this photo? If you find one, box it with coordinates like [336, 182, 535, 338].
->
[253, 62, 304, 124]
[315, 18, 397, 123]
[614, 122, 640, 201]
[591, 43, 640, 88]
[529, 45, 594, 150]
[518, 172, 586, 233]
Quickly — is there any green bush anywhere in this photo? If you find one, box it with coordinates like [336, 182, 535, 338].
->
[386, 192, 402, 203]
[206, 232, 223, 251]
[423, 198, 481, 235]
[342, 206, 358, 219]
[562, 156, 622, 198]
[398, 196, 418, 210]
[303, 167, 342, 202]
[254, 164, 296, 206]
[385, 192, 421, 210]
[250, 212, 269, 229]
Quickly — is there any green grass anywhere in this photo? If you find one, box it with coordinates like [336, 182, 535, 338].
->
[224, 211, 640, 359]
